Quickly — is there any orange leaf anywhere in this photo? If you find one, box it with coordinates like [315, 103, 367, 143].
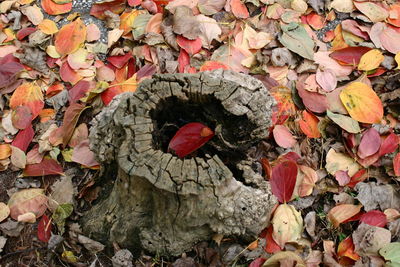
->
[331, 24, 348, 51]
[0, 144, 11, 160]
[388, 4, 400, 27]
[41, 0, 72, 15]
[55, 18, 87, 56]
[340, 82, 383, 124]
[337, 236, 360, 261]
[200, 61, 230, 71]
[10, 82, 44, 119]
[299, 110, 320, 138]
[101, 75, 137, 105]
[230, 0, 249, 19]
[327, 204, 362, 227]
[298, 165, 318, 197]
[120, 10, 140, 35]
[38, 19, 58, 35]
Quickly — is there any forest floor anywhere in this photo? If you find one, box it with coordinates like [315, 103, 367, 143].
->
[0, 0, 399, 266]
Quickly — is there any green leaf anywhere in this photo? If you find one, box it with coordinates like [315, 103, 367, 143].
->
[132, 14, 152, 39]
[278, 22, 315, 60]
[327, 110, 361, 133]
[380, 242, 400, 264]
[52, 203, 73, 234]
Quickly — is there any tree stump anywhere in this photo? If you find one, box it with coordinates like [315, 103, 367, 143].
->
[82, 70, 278, 256]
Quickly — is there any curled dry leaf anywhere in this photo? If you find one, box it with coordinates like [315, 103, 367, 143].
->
[8, 188, 47, 220]
[272, 204, 303, 249]
[328, 204, 362, 227]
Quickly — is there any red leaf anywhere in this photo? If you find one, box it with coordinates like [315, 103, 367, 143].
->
[249, 258, 266, 267]
[394, 153, 400, 176]
[357, 128, 381, 159]
[270, 160, 298, 203]
[347, 169, 368, 188]
[330, 47, 372, 66]
[23, 158, 64, 177]
[265, 225, 281, 253]
[107, 53, 132, 69]
[168, 122, 214, 158]
[177, 49, 190, 73]
[200, 61, 230, 72]
[90, 0, 126, 19]
[68, 80, 94, 103]
[12, 124, 34, 152]
[60, 61, 82, 85]
[176, 36, 202, 55]
[0, 62, 24, 88]
[16, 27, 37, 41]
[297, 79, 328, 113]
[379, 132, 399, 156]
[360, 210, 387, 227]
[38, 214, 52, 243]
[12, 106, 33, 130]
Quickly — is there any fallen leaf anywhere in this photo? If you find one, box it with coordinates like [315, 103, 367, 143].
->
[10, 82, 44, 119]
[0, 62, 24, 89]
[168, 122, 214, 158]
[55, 18, 87, 56]
[337, 236, 360, 261]
[230, 0, 249, 19]
[176, 36, 202, 55]
[316, 68, 337, 92]
[360, 210, 387, 227]
[340, 82, 383, 124]
[37, 214, 52, 242]
[272, 204, 303, 248]
[23, 158, 63, 177]
[21, 5, 43, 26]
[326, 149, 360, 177]
[0, 144, 11, 160]
[12, 106, 32, 130]
[90, 0, 126, 19]
[279, 22, 315, 60]
[263, 251, 305, 267]
[379, 242, 400, 265]
[10, 146, 26, 169]
[41, 0, 72, 15]
[264, 225, 281, 253]
[330, 0, 354, 13]
[199, 61, 229, 71]
[394, 153, 400, 176]
[71, 140, 99, 167]
[270, 160, 298, 203]
[380, 26, 400, 54]
[11, 124, 34, 152]
[358, 49, 384, 71]
[335, 170, 351, 186]
[388, 4, 400, 27]
[328, 204, 362, 227]
[273, 125, 296, 148]
[198, 0, 225, 15]
[52, 203, 73, 234]
[48, 176, 74, 212]
[195, 15, 221, 49]
[327, 110, 360, 133]
[8, 188, 47, 220]
[101, 75, 138, 105]
[353, 1, 388, 23]
[0, 203, 10, 223]
[353, 223, 391, 256]
[299, 110, 320, 138]
[38, 19, 58, 35]
[330, 46, 371, 66]
[86, 23, 101, 42]
[298, 165, 318, 197]
[357, 128, 381, 159]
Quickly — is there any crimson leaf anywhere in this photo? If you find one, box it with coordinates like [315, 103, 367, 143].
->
[270, 160, 298, 203]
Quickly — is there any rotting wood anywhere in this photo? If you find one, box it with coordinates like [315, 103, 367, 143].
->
[81, 70, 278, 256]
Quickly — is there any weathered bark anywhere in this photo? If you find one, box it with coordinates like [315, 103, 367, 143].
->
[82, 70, 278, 256]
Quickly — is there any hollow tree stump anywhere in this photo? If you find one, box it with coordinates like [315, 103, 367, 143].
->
[82, 70, 278, 256]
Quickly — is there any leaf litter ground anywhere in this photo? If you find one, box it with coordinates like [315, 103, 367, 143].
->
[0, 0, 400, 266]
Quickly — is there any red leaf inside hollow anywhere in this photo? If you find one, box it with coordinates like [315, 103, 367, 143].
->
[270, 160, 298, 203]
[330, 46, 372, 66]
[168, 122, 214, 158]
[38, 214, 52, 243]
[360, 210, 387, 227]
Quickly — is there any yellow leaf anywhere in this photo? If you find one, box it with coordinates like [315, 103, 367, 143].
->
[340, 82, 383, 123]
[272, 204, 303, 249]
[0, 144, 11, 160]
[328, 204, 362, 227]
[358, 49, 384, 71]
[395, 52, 400, 70]
[0, 202, 10, 223]
[325, 148, 360, 177]
[38, 19, 58, 35]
